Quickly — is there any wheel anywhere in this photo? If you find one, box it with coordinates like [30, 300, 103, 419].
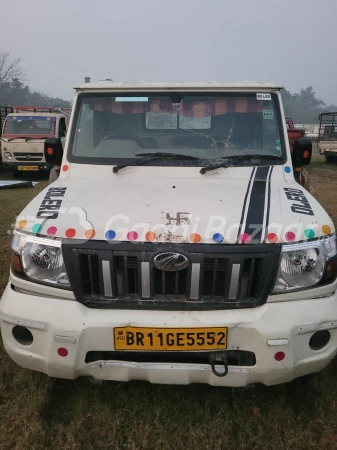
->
[325, 155, 336, 164]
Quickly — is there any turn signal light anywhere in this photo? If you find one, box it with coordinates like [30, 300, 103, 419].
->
[11, 253, 23, 276]
[324, 259, 337, 282]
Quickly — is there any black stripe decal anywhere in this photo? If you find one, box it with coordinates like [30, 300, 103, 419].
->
[243, 166, 270, 243]
[263, 166, 274, 242]
[236, 167, 256, 243]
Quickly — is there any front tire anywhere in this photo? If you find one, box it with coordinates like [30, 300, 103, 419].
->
[325, 155, 336, 164]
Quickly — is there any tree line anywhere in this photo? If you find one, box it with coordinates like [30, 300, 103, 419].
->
[0, 50, 336, 122]
[0, 51, 71, 108]
[281, 87, 337, 124]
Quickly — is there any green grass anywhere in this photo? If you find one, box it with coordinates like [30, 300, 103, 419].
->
[1, 151, 337, 450]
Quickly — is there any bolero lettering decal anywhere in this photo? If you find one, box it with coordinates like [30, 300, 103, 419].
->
[36, 187, 67, 219]
[284, 187, 314, 216]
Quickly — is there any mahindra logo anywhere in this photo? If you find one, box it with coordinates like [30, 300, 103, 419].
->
[153, 252, 189, 272]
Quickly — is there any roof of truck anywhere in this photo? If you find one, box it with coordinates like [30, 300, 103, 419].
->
[75, 81, 283, 91]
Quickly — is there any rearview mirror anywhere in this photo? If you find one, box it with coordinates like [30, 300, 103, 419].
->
[44, 137, 63, 165]
[292, 138, 312, 167]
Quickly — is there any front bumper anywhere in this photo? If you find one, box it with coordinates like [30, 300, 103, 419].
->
[1, 282, 337, 386]
[2, 162, 52, 171]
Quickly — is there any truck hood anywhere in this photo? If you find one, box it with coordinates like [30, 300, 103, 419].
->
[16, 165, 334, 245]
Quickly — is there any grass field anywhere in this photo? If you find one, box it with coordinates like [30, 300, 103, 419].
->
[0, 149, 337, 450]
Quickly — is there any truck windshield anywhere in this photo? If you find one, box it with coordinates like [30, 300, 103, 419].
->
[3, 116, 56, 137]
[70, 92, 285, 166]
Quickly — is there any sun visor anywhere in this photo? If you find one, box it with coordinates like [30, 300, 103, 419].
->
[88, 97, 264, 117]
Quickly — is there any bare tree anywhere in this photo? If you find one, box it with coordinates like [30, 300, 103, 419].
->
[0, 51, 27, 104]
[0, 51, 26, 85]
[0, 51, 71, 107]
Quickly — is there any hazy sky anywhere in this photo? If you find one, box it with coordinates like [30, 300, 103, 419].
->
[3, 0, 337, 103]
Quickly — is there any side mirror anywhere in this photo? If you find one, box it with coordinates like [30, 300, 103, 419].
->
[44, 137, 63, 165]
[292, 138, 312, 167]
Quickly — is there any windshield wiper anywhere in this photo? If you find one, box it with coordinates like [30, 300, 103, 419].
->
[113, 152, 199, 174]
[7, 136, 33, 142]
[136, 152, 199, 159]
[31, 136, 50, 140]
[7, 136, 49, 142]
[200, 154, 284, 174]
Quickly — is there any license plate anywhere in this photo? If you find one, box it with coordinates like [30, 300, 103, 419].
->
[114, 327, 228, 351]
[18, 166, 39, 171]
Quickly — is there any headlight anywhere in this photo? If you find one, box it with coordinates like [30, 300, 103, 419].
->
[11, 230, 70, 288]
[4, 152, 12, 160]
[273, 234, 337, 293]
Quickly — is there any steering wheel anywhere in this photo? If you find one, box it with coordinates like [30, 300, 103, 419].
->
[98, 133, 145, 149]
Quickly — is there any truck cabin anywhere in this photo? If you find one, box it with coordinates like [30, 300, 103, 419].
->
[45, 82, 312, 190]
[323, 125, 337, 139]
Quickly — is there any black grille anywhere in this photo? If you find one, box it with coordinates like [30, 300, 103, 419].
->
[153, 268, 188, 297]
[80, 254, 100, 296]
[115, 256, 139, 296]
[14, 152, 43, 161]
[202, 257, 228, 297]
[62, 242, 281, 310]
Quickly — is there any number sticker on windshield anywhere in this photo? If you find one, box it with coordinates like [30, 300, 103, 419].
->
[257, 93, 271, 100]
[263, 110, 274, 120]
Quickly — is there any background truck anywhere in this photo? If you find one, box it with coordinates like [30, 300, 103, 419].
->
[318, 112, 337, 163]
[1, 106, 70, 176]
[286, 118, 305, 150]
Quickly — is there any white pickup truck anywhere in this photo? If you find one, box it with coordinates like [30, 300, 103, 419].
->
[0, 82, 336, 387]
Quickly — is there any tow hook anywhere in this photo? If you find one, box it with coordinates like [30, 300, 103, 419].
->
[209, 352, 229, 377]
